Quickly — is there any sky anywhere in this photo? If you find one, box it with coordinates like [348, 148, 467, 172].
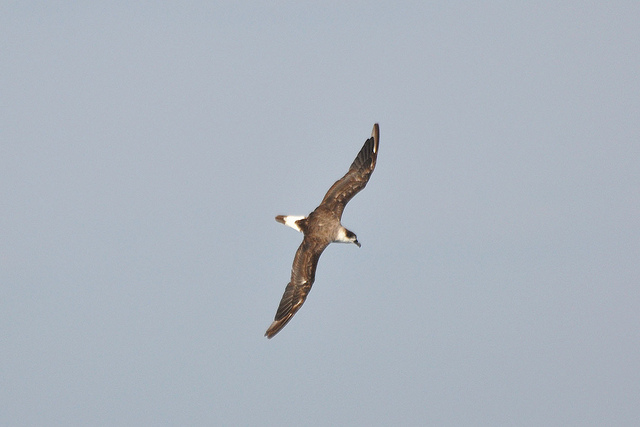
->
[2, 2, 639, 426]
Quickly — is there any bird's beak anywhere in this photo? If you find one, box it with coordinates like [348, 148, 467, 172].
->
[354, 240, 361, 248]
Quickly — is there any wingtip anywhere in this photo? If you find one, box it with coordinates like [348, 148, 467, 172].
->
[264, 323, 276, 339]
[371, 123, 379, 153]
[265, 307, 299, 338]
[264, 319, 287, 339]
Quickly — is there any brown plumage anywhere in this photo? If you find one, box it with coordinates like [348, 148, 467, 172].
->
[265, 124, 380, 338]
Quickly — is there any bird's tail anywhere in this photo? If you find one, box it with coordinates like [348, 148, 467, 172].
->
[275, 215, 305, 232]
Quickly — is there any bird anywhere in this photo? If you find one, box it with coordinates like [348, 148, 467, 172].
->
[265, 123, 380, 338]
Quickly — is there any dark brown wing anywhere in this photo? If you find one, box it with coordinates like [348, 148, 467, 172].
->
[265, 237, 329, 338]
[319, 123, 380, 219]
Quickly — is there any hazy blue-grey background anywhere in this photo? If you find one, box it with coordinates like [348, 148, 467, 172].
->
[2, 2, 639, 425]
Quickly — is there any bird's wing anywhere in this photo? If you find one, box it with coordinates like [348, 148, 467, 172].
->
[265, 237, 328, 338]
[319, 123, 380, 219]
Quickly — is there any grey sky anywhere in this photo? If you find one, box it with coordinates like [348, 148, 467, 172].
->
[2, 2, 639, 426]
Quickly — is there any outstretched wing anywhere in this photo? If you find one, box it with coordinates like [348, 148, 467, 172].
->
[319, 123, 380, 219]
[265, 237, 329, 338]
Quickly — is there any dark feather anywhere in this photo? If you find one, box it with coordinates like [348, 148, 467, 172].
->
[265, 237, 328, 338]
[319, 123, 379, 219]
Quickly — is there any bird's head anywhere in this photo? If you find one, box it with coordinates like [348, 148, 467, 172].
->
[340, 228, 361, 247]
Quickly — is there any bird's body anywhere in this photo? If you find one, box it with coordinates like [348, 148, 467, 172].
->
[265, 124, 380, 338]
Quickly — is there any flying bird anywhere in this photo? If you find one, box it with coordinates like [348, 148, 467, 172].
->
[265, 123, 380, 338]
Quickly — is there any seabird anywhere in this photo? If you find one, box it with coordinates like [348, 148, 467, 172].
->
[265, 123, 380, 338]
